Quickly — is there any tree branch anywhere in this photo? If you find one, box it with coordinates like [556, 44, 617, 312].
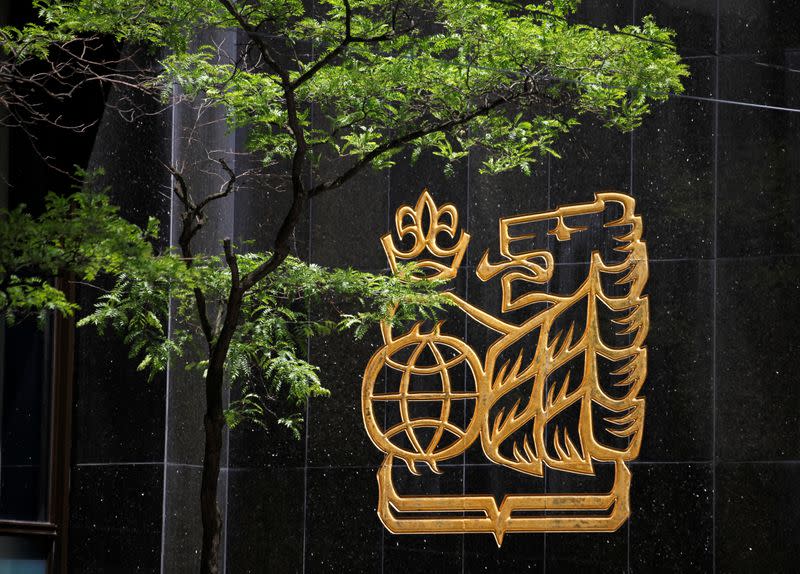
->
[290, 0, 353, 89]
[241, 93, 518, 293]
[165, 162, 195, 210]
[196, 157, 237, 211]
[215, 0, 290, 83]
[308, 93, 515, 198]
[215, 0, 308, 294]
[167, 165, 215, 345]
[240, 184, 305, 291]
[222, 237, 239, 289]
[290, 0, 415, 90]
[193, 287, 215, 345]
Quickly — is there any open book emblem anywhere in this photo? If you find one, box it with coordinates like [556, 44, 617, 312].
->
[361, 189, 649, 544]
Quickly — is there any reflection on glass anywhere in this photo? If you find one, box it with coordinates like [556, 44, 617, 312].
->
[0, 536, 49, 574]
[0, 318, 52, 521]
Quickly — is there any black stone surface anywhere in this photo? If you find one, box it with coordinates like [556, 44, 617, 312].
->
[629, 463, 713, 572]
[310, 169, 389, 270]
[226, 468, 306, 574]
[549, 118, 631, 209]
[718, 1, 800, 57]
[305, 467, 383, 573]
[161, 465, 229, 574]
[637, 0, 716, 57]
[572, 0, 632, 28]
[63, 1, 800, 572]
[717, 106, 800, 258]
[718, 51, 800, 109]
[716, 462, 800, 573]
[306, 314, 387, 468]
[467, 147, 549, 268]
[68, 464, 163, 573]
[229, 417, 307, 469]
[545, 528, 628, 574]
[72, 326, 168, 464]
[383, 467, 464, 574]
[463, 532, 544, 573]
[73, 46, 172, 467]
[390, 152, 469, 212]
[639, 259, 714, 462]
[633, 60, 716, 261]
[716, 256, 800, 461]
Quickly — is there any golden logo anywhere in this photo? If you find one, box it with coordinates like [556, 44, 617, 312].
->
[361, 189, 649, 544]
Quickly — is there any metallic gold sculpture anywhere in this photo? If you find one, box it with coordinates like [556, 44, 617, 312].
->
[361, 189, 649, 544]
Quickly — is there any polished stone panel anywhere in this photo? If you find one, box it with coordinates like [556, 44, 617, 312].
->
[226, 468, 305, 573]
[305, 467, 383, 573]
[716, 462, 800, 573]
[550, 119, 631, 209]
[162, 465, 229, 574]
[73, 49, 172, 466]
[166, 33, 237, 469]
[306, 309, 387, 469]
[719, 1, 800, 56]
[390, 152, 469, 213]
[232, 158, 311, 258]
[633, 60, 715, 261]
[68, 464, 163, 573]
[229, 416, 306, 469]
[718, 52, 800, 109]
[572, 0, 632, 28]
[467, 147, 549, 268]
[87, 48, 173, 235]
[637, 0, 716, 56]
[639, 260, 714, 461]
[545, 528, 628, 573]
[463, 464, 545, 571]
[717, 107, 800, 258]
[72, 321, 167, 464]
[310, 170, 389, 270]
[544, 463, 628, 573]
[383, 468, 464, 573]
[463, 533, 544, 573]
[716, 256, 800, 461]
[629, 463, 713, 572]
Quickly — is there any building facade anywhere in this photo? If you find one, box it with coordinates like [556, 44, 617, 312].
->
[2, 1, 800, 572]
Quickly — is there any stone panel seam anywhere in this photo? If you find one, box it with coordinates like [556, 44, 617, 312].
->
[712, 0, 720, 570]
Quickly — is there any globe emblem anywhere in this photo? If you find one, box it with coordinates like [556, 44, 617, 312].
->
[361, 325, 486, 472]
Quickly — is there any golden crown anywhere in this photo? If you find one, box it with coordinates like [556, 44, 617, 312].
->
[380, 189, 470, 280]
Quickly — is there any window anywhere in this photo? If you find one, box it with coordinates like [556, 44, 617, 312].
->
[0, 8, 76, 570]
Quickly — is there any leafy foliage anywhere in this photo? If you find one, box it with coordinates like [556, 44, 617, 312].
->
[0, 0, 687, 438]
[0, 186, 451, 434]
[5, 0, 687, 178]
[0, 180, 160, 323]
[78, 248, 452, 434]
[0, 2, 689, 566]
[0, 190, 452, 433]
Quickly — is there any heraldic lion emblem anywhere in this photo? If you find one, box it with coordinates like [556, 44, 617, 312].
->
[361, 189, 649, 544]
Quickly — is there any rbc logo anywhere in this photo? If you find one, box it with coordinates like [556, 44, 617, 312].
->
[361, 190, 649, 544]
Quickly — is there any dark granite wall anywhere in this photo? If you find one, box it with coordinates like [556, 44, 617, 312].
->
[69, 48, 172, 572]
[68, 1, 800, 572]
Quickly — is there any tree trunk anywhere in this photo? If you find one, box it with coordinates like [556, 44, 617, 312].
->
[198, 287, 243, 574]
[199, 362, 225, 574]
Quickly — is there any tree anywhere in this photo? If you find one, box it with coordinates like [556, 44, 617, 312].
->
[0, 1, 686, 572]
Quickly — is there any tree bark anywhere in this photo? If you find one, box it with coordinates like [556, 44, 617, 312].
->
[199, 285, 244, 574]
[199, 361, 225, 574]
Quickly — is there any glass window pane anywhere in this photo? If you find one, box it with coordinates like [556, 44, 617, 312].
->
[0, 318, 52, 521]
[0, 536, 49, 574]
